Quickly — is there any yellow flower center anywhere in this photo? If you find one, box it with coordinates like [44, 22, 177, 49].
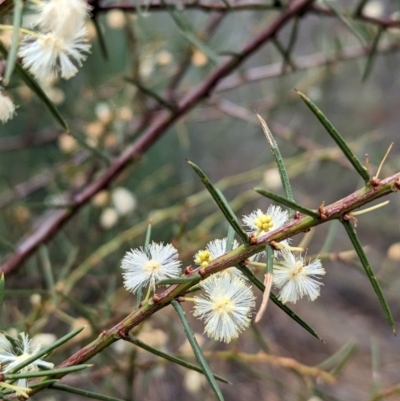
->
[14, 354, 35, 373]
[211, 295, 235, 315]
[253, 213, 273, 233]
[16, 354, 31, 363]
[290, 261, 305, 278]
[195, 250, 213, 268]
[143, 259, 162, 273]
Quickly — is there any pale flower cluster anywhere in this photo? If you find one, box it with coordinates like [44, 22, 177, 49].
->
[273, 250, 325, 304]
[194, 237, 246, 279]
[242, 205, 289, 242]
[193, 274, 256, 343]
[121, 242, 182, 294]
[18, 0, 92, 81]
[121, 219, 326, 344]
[0, 332, 54, 388]
[0, 0, 92, 123]
[0, 92, 16, 123]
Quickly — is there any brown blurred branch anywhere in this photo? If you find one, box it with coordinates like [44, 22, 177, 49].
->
[95, 1, 400, 28]
[0, 0, 316, 276]
[166, 11, 226, 99]
[0, 130, 59, 154]
[216, 40, 400, 92]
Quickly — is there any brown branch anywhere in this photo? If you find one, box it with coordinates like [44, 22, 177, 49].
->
[0, 130, 59, 154]
[216, 41, 400, 92]
[94, 0, 400, 28]
[310, 3, 400, 28]
[0, 0, 316, 276]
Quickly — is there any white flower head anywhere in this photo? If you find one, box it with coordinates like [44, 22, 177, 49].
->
[99, 207, 119, 229]
[193, 274, 256, 343]
[112, 187, 137, 216]
[18, 28, 91, 81]
[0, 332, 54, 387]
[242, 206, 289, 238]
[31, 0, 91, 41]
[121, 242, 182, 294]
[0, 92, 16, 123]
[273, 251, 325, 304]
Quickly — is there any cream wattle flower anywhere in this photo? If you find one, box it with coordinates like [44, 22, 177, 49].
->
[0, 332, 54, 388]
[273, 250, 325, 304]
[193, 274, 255, 343]
[121, 242, 182, 294]
[31, 0, 91, 41]
[242, 205, 289, 238]
[18, 28, 91, 81]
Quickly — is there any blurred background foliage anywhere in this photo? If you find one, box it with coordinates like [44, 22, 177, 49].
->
[1, 0, 400, 400]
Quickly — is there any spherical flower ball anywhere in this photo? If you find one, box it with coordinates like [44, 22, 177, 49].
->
[0, 92, 16, 123]
[112, 187, 137, 216]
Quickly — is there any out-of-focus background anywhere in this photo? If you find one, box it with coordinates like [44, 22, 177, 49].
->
[1, 0, 400, 400]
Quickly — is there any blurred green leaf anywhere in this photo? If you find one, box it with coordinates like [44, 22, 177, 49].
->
[342, 221, 395, 333]
[0, 272, 4, 312]
[4, 365, 90, 380]
[160, 0, 219, 64]
[125, 77, 177, 112]
[371, 337, 381, 392]
[51, 383, 126, 401]
[324, 0, 367, 46]
[4, 0, 23, 85]
[126, 336, 230, 383]
[266, 245, 273, 274]
[144, 222, 152, 251]
[256, 114, 294, 209]
[92, 17, 109, 61]
[362, 26, 385, 82]
[188, 160, 249, 244]
[250, 322, 270, 353]
[318, 340, 357, 375]
[225, 225, 236, 252]
[296, 90, 370, 183]
[352, 0, 369, 16]
[320, 220, 340, 253]
[39, 245, 56, 304]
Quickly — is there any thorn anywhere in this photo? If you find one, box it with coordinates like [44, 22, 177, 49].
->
[255, 273, 273, 323]
[365, 153, 370, 174]
[351, 200, 389, 216]
[375, 142, 394, 180]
